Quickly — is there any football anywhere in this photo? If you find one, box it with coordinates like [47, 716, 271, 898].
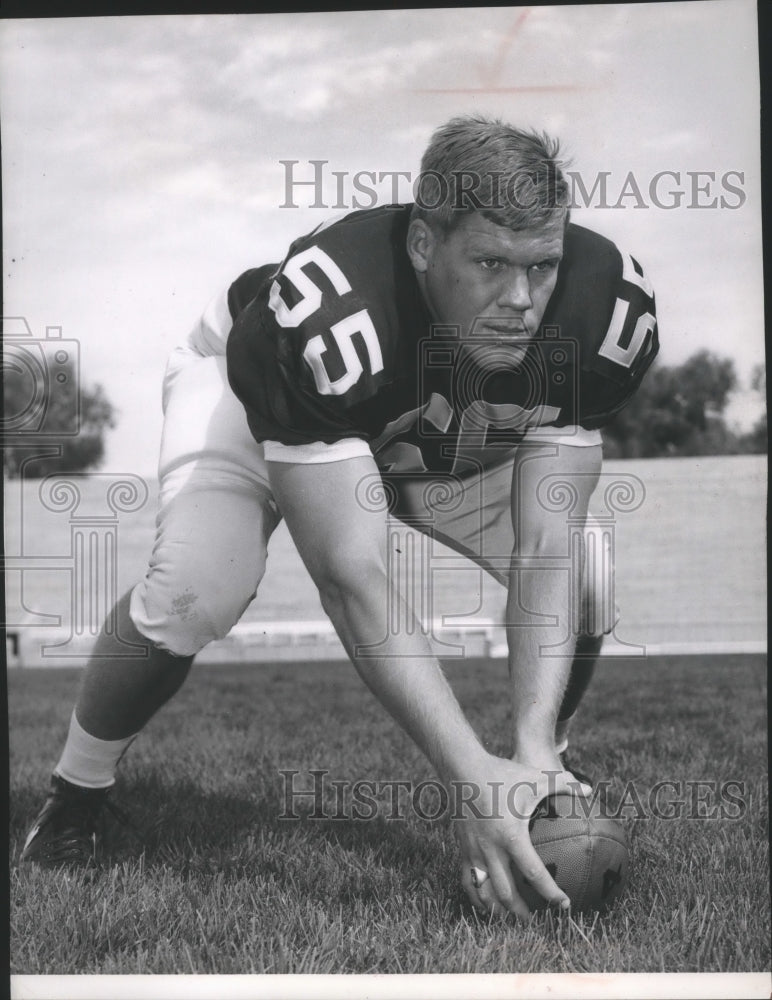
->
[513, 792, 629, 914]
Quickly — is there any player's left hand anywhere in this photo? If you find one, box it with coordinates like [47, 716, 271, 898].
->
[453, 751, 591, 920]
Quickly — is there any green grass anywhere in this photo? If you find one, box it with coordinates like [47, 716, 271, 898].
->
[9, 653, 769, 974]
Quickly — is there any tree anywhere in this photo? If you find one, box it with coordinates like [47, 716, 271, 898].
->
[602, 350, 741, 458]
[3, 357, 116, 478]
[737, 363, 768, 454]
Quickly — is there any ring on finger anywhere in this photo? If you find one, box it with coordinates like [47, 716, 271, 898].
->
[471, 866, 489, 889]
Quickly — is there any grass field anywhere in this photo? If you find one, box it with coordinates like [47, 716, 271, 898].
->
[9, 652, 769, 976]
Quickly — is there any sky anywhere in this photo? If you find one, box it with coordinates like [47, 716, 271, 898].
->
[1, 2, 764, 475]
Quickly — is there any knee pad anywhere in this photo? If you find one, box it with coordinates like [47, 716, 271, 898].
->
[129, 574, 253, 658]
[128, 487, 277, 657]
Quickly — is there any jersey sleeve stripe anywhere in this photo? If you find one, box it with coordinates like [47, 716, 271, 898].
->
[263, 438, 372, 464]
[523, 425, 602, 448]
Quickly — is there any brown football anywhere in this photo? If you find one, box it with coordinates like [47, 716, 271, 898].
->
[513, 792, 629, 913]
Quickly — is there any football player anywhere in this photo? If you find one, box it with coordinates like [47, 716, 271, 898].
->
[21, 115, 657, 920]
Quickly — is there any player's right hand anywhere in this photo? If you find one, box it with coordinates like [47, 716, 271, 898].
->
[452, 752, 588, 920]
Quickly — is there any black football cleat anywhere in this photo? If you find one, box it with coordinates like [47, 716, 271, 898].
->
[20, 774, 139, 869]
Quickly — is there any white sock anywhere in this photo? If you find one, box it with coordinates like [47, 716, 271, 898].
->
[54, 712, 138, 789]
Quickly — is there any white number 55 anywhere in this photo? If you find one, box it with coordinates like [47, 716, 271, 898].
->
[268, 246, 384, 395]
[597, 252, 656, 369]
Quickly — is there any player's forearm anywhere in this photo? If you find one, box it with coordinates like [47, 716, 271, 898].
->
[506, 441, 601, 764]
[506, 555, 575, 765]
[320, 577, 489, 783]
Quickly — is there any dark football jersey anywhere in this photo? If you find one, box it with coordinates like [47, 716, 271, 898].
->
[226, 206, 658, 476]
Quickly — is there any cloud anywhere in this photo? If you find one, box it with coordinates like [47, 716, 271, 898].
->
[0, 5, 763, 473]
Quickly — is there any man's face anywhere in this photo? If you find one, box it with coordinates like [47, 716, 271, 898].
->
[409, 212, 565, 370]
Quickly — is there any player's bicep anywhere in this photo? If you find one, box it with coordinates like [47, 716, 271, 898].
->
[511, 430, 602, 555]
[266, 448, 388, 594]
